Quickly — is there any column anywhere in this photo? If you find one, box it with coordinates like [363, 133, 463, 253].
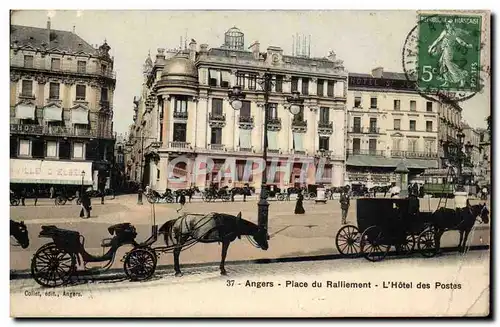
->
[323, 80, 328, 96]
[163, 95, 172, 147]
[196, 96, 208, 149]
[187, 98, 196, 146]
[309, 78, 317, 96]
[230, 69, 237, 87]
[254, 103, 264, 153]
[283, 74, 291, 93]
[297, 78, 302, 94]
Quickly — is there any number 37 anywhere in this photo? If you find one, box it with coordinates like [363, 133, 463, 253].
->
[421, 66, 438, 82]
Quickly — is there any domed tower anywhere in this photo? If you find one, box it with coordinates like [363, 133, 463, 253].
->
[222, 26, 244, 50]
[157, 54, 198, 97]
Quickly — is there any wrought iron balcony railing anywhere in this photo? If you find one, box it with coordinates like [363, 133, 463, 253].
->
[169, 141, 191, 149]
[292, 119, 307, 127]
[318, 121, 333, 129]
[391, 150, 438, 159]
[11, 59, 117, 79]
[209, 144, 225, 151]
[10, 123, 100, 138]
[347, 149, 385, 157]
[209, 113, 226, 121]
[173, 111, 188, 119]
[239, 115, 254, 124]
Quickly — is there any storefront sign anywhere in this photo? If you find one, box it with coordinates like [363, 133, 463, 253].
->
[10, 159, 93, 185]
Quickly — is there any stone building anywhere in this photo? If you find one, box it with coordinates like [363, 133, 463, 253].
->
[345, 67, 440, 186]
[129, 27, 348, 192]
[462, 123, 482, 183]
[9, 21, 116, 191]
[437, 102, 463, 168]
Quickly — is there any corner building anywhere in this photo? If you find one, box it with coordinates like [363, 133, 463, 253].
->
[133, 27, 348, 192]
[9, 21, 116, 191]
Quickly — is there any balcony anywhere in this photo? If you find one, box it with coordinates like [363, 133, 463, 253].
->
[239, 115, 254, 124]
[366, 127, 381, 134]
[347, 149, 385, 157]
[238, 146, 253, 152]
[100, 100, 110, 111]
[11, 59, 117, 80]
[209, 113, 226, 128]
[267, 117, 281, 131]
[391, 150, 438, 159]
[291, 119, 307, 133]
[316, 149, 332, 157]
[18, 93, 35, 100]
[349, 127, 363, 134]
[318, 121, 333, 134]
[173, 111, 188, 119]
[169, 141, 191, 149]
[210, 144, 225, 151]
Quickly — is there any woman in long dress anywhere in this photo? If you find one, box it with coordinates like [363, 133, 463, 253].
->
[294, 191, 305, 214]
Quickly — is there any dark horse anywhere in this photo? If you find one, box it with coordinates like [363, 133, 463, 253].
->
[432, 202, 489, 253]
[10, 219, 29, 249]
[158, 212, 268, 276]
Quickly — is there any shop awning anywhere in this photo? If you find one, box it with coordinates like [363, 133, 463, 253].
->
[10, 159, 93, 185]
[346, 156, 438, 169]
[43, 105, 62, 121]
[267, 131, 278, 150]
[239, 129, 252, 149]
[71, 108, 89, 125]
[15, 103, 36, 120]
[293, 132, 304, 151]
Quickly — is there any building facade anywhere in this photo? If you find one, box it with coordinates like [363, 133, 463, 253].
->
[345, 67, 440, 186]
[462, 124, 482, 183]
[129, 27, 348, 192]
[477, 128, 491, 187]
[437, 102, 463, 168]
[9, 21, 116, 191]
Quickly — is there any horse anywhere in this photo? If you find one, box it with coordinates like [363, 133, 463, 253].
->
[175, 186, 201, 203]
[10, 219, 29, 249]
[432, 202, 489, 253]
[158, 212, 268, 276]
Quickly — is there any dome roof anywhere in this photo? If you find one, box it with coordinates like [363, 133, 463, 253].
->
[161, 55, 198, 83]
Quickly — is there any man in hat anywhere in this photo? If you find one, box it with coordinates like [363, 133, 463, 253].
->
[79, 188, 92, 219]
[339, 186, 351, 225]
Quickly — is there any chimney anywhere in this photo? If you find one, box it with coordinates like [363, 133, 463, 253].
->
[248, 41, 260, 60]
[371, 67, 384, 78]
[189, 39, 197, 61]
[199, 44, 208, 54]
[47, 18, 51, 45]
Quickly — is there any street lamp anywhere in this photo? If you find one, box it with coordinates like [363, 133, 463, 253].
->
[228, 72, 304, 239]
[455, 130, 466, 192]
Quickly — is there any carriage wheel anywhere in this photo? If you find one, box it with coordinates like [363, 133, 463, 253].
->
[309, 193, 316, 199]
[166, 197, 174, 203]
[31, 243, 76, 287]
[276, 194, 285, 201]
[418, 226, 438, 258]
[146, 196, 156, 204]
[360, 226, 390, 262]
[303, 193, 310, 200]
[55, 196, 67, 206]
[11, 198, 19, 206]
[398, 234, 416, 256]
[124, 247, 157, 282]
[335, 225, 360, 256]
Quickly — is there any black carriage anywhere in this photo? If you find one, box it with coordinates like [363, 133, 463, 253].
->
[335, 198, 437, 261]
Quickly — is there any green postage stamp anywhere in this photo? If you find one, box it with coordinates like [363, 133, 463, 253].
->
[417, 14, 482, 92]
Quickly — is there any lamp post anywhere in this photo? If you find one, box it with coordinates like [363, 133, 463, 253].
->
[228, 72, 303, 237]
[80, 170, 85, 197]
[455, 130, 466, 192]
[394, 160, 409, 198]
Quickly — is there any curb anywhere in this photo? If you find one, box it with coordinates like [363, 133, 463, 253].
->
[10, 245, 490, 281]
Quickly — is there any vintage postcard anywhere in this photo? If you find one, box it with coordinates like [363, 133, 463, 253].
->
[9, 9, 491, 318]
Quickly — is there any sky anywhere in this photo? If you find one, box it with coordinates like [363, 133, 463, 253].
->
[10, 10, 491, 135]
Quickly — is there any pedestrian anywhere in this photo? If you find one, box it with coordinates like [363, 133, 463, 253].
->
[33, 186, 39, 207]
[243, 184, 249, 202]
[49, 186, 55, 199]
[339, 190, 350, 225]
[177, 192, 186, 213]
[294, 191, 305, 214]
[79, 190, 92, 219]
[20, 188, 26, 206]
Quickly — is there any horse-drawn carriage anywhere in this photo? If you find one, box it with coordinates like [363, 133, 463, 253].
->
[335, 197, 489, 262]
[29, 208, 269, 288]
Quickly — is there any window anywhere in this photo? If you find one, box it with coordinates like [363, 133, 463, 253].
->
[77, 61, 86, 73]
[32, 139, 44, 158]
[173, 123, 187, 142]
[394, 119, 401, 130]
[319, 107, 329, 123]
[76, 85, 86, 100]
[408, 139, 417, 152]
[267, 103, 278, 120]
[353, 117, 361, 133]
[10, 138, 17, 158]
[240, 101, 251, 117]
[157, 169, 160, 180]
[21, 80, 33, 96]
[317, 79, 324, 96]
[426, 121, 433, 132]
[49, 83, 60, 99]
[319, 137, 329, 151]
[410, 100, 417, 111]
[291, 77, 298, 92]
[426, 101, 433, 112]
[394, 99, 401, 110]
[51, 58, 61, 70]
[301, 78, 309, 95]
[46, 141, 57, 157]
[101, 64, 107, 74]
[369, 118, 377, 133]
[368, 139, 377, 153]
[392, 138, 401, 150]
[159, 122, 163, 142]
[220, 71, 230, 88]
[19, 139, 30, 156]
[352, 138, 361, 153]
[327, 81, 334, 97]
[409, 120, 416, 131]
[275, 75, 283, 92]
[211, 127, 222, 144]
[72, 142, 84, 159]
[370, 97, 377, 109]
[175, 96, 188, 112]
[211, 98, 223, 115]
[247, 75, 257, 90]
[24, 55, 33, 68]
[59, 140, 71, 159]
[101, 88, 108, 102]
[354, 96, 362, 108]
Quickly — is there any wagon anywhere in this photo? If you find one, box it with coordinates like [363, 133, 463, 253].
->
[335, 198, 438, 261]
